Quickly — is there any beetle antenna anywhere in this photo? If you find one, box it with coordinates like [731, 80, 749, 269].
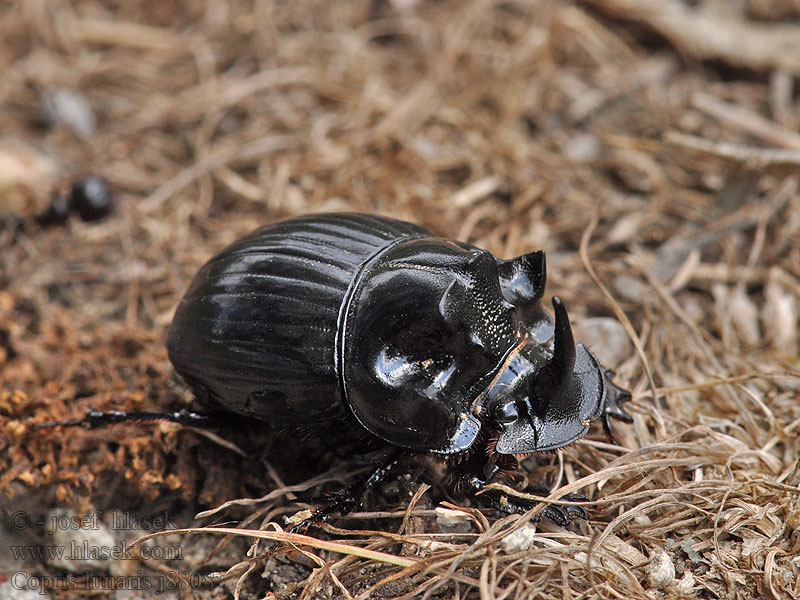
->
[548, 296, 576, 384]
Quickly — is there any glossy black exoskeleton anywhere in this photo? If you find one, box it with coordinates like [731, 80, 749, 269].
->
[166, 213, 632, 523]
[69, 175, 115, 222]
[46, 213, 633, 527]
[10, 175, 116, 230]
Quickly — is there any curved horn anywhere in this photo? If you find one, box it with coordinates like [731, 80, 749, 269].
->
[497, 250, 546, 307]
[549, 296, 576, 384]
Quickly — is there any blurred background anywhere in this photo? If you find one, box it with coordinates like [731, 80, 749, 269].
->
[1, 1, 799, 598]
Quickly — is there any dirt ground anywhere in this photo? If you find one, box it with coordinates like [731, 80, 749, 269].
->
[1, 1, 800, 599]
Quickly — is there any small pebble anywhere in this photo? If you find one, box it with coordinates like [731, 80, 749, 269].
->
[729, 287, 760, 347]
[41, 88, 97, 139]
[613, 274, 646, 303]
[434, 506, 471, 527]
[47, 508, 118, 573]
[676, 571, 697, 595]
[0, 138, 57, 202]
[680, 538, 702, 562]
[501, 522, 537, 553]
[0, 580, 51, 600]
[563, 133, 601, 163]
[646, 549, 675, 589]
[573, 317, 632, 367]
[764, 276, 798, 355]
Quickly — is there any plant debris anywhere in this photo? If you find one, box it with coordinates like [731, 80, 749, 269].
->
[1, 1, 799, 599]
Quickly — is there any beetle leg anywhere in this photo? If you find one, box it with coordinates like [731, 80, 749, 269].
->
[455, 447, 590, 525]
[601, 368, 634, 444]
[287, 451, 403, 534]
[526, 485, 590, 525]
[33, 407, 215, 431]
[464, 477, 589, 525]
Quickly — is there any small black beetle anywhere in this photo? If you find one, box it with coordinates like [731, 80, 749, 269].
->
[45, 213, 632, 526]
[164, 213, 632, 524]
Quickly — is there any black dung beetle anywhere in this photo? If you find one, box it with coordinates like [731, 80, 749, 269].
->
[69, 175, 115, 222]
[12, 175, 116, 230]
[34, 192, 71, 226]
[43, 213, 632, 526]
[165, 213, 632, 524]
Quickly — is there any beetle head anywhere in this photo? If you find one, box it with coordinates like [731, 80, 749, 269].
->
[481, 297, 630, 454]
[343, 239, 630, 456]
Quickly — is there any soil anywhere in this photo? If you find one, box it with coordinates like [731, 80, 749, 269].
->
[1, 1, 799, 599]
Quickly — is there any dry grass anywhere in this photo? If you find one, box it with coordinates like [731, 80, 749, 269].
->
[1, 1, 799, 598]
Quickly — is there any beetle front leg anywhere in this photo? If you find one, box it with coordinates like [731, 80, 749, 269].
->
[287, 451, 404, 533]
[601, 368, 634, 443]
[458, 473, 589, 526]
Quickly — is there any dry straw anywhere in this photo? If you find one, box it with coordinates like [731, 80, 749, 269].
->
[1, 1, 799, 598]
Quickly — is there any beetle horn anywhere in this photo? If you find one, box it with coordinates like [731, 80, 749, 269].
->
[494, 296, 623, 455]
[497, 250, 546, 307]
[547, 296, 576, 384]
